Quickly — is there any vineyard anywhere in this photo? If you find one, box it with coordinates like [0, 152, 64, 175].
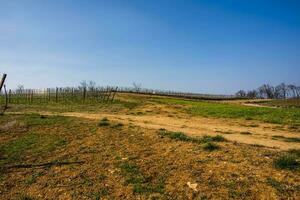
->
[0, 87, 118, 104]
[0, 86, 241, 106]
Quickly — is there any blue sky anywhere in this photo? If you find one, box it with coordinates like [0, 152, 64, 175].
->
[1, 0, 299, 94]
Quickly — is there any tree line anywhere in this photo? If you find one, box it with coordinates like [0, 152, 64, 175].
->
[236, 83, 300, 99]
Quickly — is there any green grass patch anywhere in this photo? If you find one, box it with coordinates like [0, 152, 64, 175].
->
[240, 131, 252, 135]
[19, 195, 34, 200]
[258, 99, 300, 108]
[274, 153, 299, 170]
[266, 177, 285, 192]
[25, 171, 44, 185]
[158, 129, 226, 143]
[288, 149, 300, 157]
[118, 161, 165, 194]
[203, 142, 220, 151]
[156, 98, 300, 126]
[111, 123, 124, 128]
[272, 135, 300, 143]
[94, 188, 109, 199]
[0, 132, 67, 165]
[98, 118, 110, 127]
[0, 133, 39, 163]
[23, 114, 71, 126]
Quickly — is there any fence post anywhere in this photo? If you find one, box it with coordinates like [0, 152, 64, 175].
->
[0, 74, 7, 93]
[55, 87, 58, 102]
[111, 87, 118, 102]
[8, 89, 11, 103]
[31, 90, 33, 103]
[83, 87, 86, 103]
[48, 88, 51, 101]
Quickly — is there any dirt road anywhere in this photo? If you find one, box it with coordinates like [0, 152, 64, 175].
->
[10, 111, 300, 150]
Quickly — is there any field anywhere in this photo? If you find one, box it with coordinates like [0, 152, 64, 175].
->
[0, 93, 299, 199]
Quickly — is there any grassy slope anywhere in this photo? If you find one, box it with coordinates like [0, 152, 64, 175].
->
[155, 98, 300, 126]
[255, 99, 300, 108]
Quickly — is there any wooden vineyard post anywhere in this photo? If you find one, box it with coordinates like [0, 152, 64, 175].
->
[106, 87, 112, 102]
[48, 88, 51, 102]
[8, 89, 11, 103]
[55, 87, 58, 103]
[111, 87, 118, 102]
[83, 87, 87, 103]
[30, 90, 33, 103]
[0, 74, 7, 92]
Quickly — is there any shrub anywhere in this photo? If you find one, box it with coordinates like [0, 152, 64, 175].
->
[159, 130, 226, 144]
[274, 154, 299, 170]
[240, 131, 252, 135]
[203, 142, 220, 151]
[98, 118, 110, 126]
[112, 123, 124, 128]
[158, 130, 196, 142]
[288, 149, 300, 157]
[201, 135, 226, 143]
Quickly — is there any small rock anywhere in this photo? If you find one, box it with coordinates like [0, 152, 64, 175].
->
[187, 182, 198, 192]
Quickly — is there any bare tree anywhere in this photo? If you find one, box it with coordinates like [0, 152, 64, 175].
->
[16, 84, 24, 94]
[287, 84, 297, 98]
[87, 81, 96, 91]
[275, 83, 287, 99]
[78, 80, 87, 91]
[296, 86, 300, 98]
[133, 82, 142, 92]
[258, 84, 275, 99]
[235, 90, 246, 97]
[246, 90, 258, 98]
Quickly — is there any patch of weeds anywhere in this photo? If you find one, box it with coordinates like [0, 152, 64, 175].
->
[19, 195, 34, 200]
[111, 123, 124, 128]
[94, 188, 109, 200]
[164, 132, 193, 142]
[203, 142, 220, 151]
[251, 144, 265, 148]
[248, 124, 259, 127]
[118, 161, 165, 194]
[0, 174, 5, 183]
[81, 176, 93, 187]
[200, 196, 209, 200]
[272, 135, 300, 143]
[288, 125, 299, 131]
[201, 135, 226, 143]
[0, 133, 39, 163]
[266, 177, 285, 192]
[240, 131, 252, 135]
[47, 138, 67, 151]
[98, 118, 110, 127]
[158, 129, 226, 144]
[24, 114, 69, 127]
[288, 149, 300, 157]
[101, 117, 109, 122]
[97, 174, 107, 181]
[274, 154, 299, 170]
[25, 171, 44, 185]
[158, 129, 196, 142]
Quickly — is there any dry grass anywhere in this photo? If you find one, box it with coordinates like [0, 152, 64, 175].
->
[0, 113, 299, 199]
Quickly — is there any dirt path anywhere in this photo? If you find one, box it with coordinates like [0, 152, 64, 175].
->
[10, 111, 300, 150]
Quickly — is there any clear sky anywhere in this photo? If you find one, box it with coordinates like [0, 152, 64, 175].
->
[1, 0, 299, 94]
